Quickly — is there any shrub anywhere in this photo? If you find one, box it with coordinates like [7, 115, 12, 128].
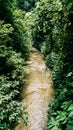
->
[0, 20, 27, 129]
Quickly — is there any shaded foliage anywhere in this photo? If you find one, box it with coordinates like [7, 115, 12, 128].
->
[17, 0, 37, 11]
[31, 0, 73, 129]
[0, 0, 16, 23]
[0, 0, 73, 129]
[0, 0, 32, 129]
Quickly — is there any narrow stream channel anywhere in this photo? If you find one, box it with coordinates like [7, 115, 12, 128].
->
[15, 48, 54, 130]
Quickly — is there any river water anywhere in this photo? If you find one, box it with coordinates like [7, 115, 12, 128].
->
[15, 48, 54, 130]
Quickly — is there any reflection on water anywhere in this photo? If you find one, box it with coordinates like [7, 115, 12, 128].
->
[14, 48, 54, 130]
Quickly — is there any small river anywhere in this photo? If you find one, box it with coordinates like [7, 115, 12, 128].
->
[15, 48, 54, 130]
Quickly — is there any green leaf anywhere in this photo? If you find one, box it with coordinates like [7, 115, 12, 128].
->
[66, 125, 73, 130]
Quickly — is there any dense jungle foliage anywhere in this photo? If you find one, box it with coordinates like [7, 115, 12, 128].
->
[31, 0, 73, 130]
[17, 0, 37, 11]
[0, 0, 73, 130]
[0, 0, 32, 129]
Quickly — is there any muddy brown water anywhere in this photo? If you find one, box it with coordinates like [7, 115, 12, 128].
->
[14, 48, 54, 130]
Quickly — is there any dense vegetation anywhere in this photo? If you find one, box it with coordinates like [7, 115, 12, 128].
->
[0, 0, 32, 129]
[17, 0, 37, 11]
[0, 0, 73, 130]
[31, 0, 73, 130]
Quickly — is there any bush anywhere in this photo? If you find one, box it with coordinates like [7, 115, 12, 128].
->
[11, 9, 32, 57]
[0, 20, 27, 129]
[31, 0, 73, 129]
[0, 0, 32, 129]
